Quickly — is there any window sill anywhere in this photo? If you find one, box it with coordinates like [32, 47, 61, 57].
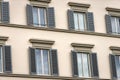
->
[0, 23, 120, 39]
[0, 73, 110, 80]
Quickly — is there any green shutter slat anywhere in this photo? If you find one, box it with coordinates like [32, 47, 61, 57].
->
[109, 54, 117, 79]
[1, 2, 10, 23]
[90, 53, 99, 77]
[3, 46, 12, 73]
[50, 49, 59, 76]
[105, 15, 112, 33]
[47, 7, 55, 28]
[67, 10, 74, 30]
[26, 4, 33, 26]
[29, 47, 36, 74]
[71, 51, 78, 77]
[86, 12, 95, 32]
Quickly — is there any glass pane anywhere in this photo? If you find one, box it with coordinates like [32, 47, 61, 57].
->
[116, 18, 120, 33]
[77, 53, 83, 77]
[78, 13, 85, 31]
[0, 47, 2, 72]
[115, 56, 120, 78]
[111, 17, 117, 33]
[82, 54, 89, 77]
[74, 13, 79, 30]
[35, 49, 42, 74]
[43, 50, 49, 74]
[39, 8, 46, 27]
[33, 7, 39, 26]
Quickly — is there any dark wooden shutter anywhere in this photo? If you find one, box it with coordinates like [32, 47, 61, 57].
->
[86, 12, 95, 32]
[29, 47, 36, 74]
[1, 2, 10, 23]
[26, 5, 33, 26]
[67, 10, 74, 30]
[3, 46, 12, 73]
[71, 51, 78, 77]
[47, 7, 55, 28]
[50, 49, 59, 76]
[90, 53, 99, 77]
[109, 54, 117, 79]
[105, 15, 112, 33]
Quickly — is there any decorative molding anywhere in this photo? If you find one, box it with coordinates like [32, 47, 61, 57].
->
[29, 39, 55, 45]
[0, 73, 110, 80]
[71, 43, 94, 48]
[29, 0, 51, 3]
[68, 2, 90, 8]
[0, 36, 8, 41]
[106, 7, 120, 12]
[1, 23, 120, 39]
[110, 46, 120, 51]
[30, 1, 48, 7]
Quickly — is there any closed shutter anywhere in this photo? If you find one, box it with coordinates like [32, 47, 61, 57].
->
[71, 51, 78, 77]
[86, 12, 95, 32]
[109, 54, 117, 79]
[3, 46, 12, 73]
[67, 10, 74, 30]
[29, 47, 36, 74]
[47, 7, 55, 28]
[50, 49, 59, 76]
[90, 53, 99, 77]
[105, 15, 112, 33]
[1, 2, 10, 23]
[26, 5, 33, 26]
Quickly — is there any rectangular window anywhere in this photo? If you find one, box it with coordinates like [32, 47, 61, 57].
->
[77, 52, 91, 77]
[35, 49, 50, 75]
[115, 55, 120, 78]
[33, 7, 47, 27]
[73, 12, 86, 31]
[0, 46, 3, 73]
[111, 17, 120, 34]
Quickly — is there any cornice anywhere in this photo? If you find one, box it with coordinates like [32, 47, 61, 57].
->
[29, 0, 51, 3]
[68, 2, 90, 8]
[106, 7, 120, 12]
[71, 43, 94, 48]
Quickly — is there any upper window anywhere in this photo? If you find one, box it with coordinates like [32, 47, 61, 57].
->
[71, 43, 99, 78]
[68, 2, 95, 32]
[106, 7, 120, 34]
[111, 17, 120, 34]
[26, 3, 55, 28]
[29, 39, 58, 76]
[33, 7, 47, 27]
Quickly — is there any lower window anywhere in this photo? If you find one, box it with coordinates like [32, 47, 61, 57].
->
[115, 55, 120, 78]
[77, 53, 91, 77]
[0, 46, 3, 72]
[35, 49, 50, 75]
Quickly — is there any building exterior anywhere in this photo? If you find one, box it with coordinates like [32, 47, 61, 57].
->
[0, 0, 120, 80]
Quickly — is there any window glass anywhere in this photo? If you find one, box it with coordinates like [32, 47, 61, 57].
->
[77, 53, 90, 77]
[73, 12, 86, 31]
[115, 56, 120, 78]
[33, 7, 46, 27]
[111, 17, 120, 34]
[0, 47, 2, 72]
[35, 49, 49, 75]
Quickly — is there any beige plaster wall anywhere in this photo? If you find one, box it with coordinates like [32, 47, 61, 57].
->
[0, 0, 120, 79]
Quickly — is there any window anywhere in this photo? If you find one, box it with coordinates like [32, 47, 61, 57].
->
[35, 49, 50, 75]
[115, 55, 120, 78]
[73, 12, 86, 31]
[27, 5, 55, 28]
[77, 52, 91, 77]
[111, 17, 120, 34]
[33, 7, 47, 27]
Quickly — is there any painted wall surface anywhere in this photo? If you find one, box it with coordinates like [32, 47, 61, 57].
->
[0, 0, 120, 80]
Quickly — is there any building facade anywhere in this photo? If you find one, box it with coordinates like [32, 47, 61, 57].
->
[0, 0, 120, 80]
